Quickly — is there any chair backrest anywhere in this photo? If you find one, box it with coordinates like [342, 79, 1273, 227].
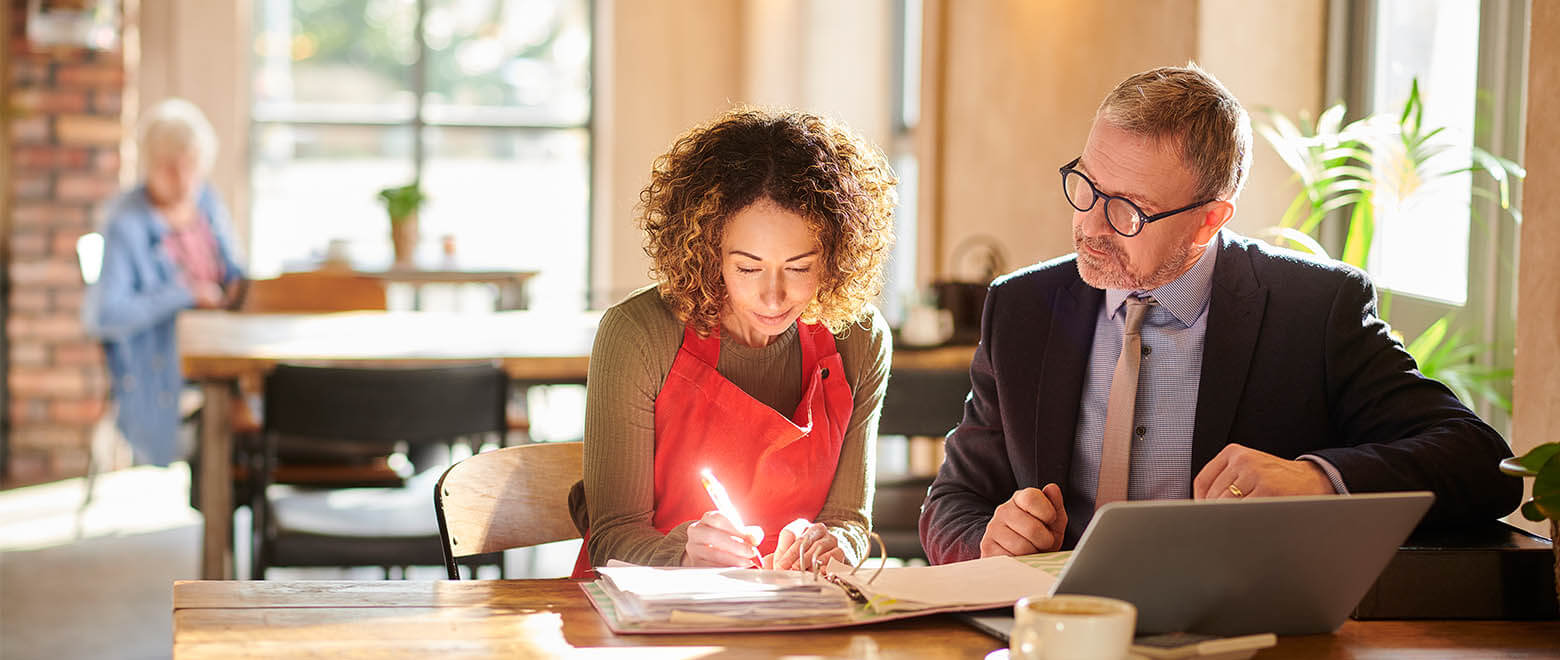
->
[877, 367, 970, 437]
[264, 364, 509, 456]
[434, 441, 583, 579]
[250, 364, 509, 579]
[77, 232, 104, 284]
[241, 270, 387, 313]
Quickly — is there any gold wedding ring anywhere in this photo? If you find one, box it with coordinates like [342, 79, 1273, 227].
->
[1228, 483, 1245, 498]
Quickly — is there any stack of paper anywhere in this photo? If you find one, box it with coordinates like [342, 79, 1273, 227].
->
[830, 555, 1061, 613]
[596, 562, 854, 626]
[583, 552, 1071, 634]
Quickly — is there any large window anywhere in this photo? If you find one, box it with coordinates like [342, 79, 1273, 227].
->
[881, 0, 921, 329]
[250, 0, 591, 310]
[1366, 0, 1481, 305]
[1340, 0, 1528, 426]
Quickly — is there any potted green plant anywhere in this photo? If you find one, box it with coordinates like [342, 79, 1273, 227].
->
[1499, 443, 1560, 608]
[378, 181, 426, 263]
[1254, 79, 1524, 412]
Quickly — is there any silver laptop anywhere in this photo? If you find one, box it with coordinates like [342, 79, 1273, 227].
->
[960, 492, 1434, 638]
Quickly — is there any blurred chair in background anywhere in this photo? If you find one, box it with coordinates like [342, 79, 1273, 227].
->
[76, 232, 119, 517]
[873, 367, 972, 560]
[225, 269, 390, 491]
[434, 441, 583, 579]
[238, 271, 387, 313]
[249, 364, 509, 579]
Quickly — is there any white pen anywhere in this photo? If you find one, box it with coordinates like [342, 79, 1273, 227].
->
[699, 467, 764, 565]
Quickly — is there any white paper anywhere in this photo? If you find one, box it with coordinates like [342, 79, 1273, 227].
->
[837, 555, 1057, 606]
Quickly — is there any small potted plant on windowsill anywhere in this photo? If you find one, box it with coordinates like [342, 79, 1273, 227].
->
[1499, 443, 1560, 609]
[378, 181, 426, 264]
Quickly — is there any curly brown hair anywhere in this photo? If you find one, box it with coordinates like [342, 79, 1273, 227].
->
[640, 107, 897, 336]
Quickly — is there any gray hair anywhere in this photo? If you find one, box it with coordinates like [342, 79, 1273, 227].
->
[1097, 62, 1253, 201]
[140, 98, 217, 174]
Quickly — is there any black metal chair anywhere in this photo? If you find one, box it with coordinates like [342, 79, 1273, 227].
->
[248, 364, 509, 579]
[873, 364, 972, 560]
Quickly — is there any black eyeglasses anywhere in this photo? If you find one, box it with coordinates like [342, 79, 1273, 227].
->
[1059, 157, 1215, 237]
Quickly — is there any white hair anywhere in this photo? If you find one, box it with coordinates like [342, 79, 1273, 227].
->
[140, 98, 218, 174]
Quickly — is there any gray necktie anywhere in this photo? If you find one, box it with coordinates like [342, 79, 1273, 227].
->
[1096, 296, 1153, 510]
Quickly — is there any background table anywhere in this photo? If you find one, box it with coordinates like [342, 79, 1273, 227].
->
[177, 310, 978, 578]
[287, 260, 538, 310]
[172, 579, 1560, 659]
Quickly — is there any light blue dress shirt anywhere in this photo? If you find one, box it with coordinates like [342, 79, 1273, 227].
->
[1064, 234, 1346, 541]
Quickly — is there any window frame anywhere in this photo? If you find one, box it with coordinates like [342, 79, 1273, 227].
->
[1329, 0, 1528, 428]
[247, 0, 596, 307]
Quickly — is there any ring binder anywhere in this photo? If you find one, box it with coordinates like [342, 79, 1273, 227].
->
[583, 549, 1070, 634]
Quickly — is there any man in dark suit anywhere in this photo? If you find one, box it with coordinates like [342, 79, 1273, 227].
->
[918, 64, 1520, 565]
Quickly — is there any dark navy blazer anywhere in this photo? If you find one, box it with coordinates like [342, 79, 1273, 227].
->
[918, 232, 1521, 564]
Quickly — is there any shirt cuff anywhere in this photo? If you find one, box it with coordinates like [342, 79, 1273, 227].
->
[1298, 454, 1349, 494]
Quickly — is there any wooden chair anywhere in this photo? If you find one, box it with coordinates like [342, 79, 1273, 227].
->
[434, 441, 583, 579]
[239, 271, 387, 313]
[250, 364, 509, 579]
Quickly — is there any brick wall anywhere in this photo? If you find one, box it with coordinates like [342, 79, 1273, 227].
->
[4, 1, 124, 487]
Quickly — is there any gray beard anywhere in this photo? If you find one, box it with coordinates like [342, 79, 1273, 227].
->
[1074, 230, 1197, 291]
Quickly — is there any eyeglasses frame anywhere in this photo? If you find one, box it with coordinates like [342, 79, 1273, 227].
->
[1059, 157, 1217, 237]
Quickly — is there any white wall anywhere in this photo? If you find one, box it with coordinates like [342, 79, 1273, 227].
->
[591, 0, 894, 307]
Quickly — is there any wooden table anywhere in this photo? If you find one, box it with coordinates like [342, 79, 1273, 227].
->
[178, 310, 978, 579]
[290, 260, 538, 310]
[172, 579, 1560, 659]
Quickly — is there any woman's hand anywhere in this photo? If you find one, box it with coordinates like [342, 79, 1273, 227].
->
[764, 519, 845, 572]
[682, 510, 764, 567]
[189, 281, 226, 309]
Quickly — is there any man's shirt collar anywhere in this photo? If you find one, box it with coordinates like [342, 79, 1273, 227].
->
[1104, 232, 1220, 328]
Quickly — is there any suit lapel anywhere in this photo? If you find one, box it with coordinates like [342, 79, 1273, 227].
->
[1192, 237, 1268, 473]
[1032, 274, 1101, 487]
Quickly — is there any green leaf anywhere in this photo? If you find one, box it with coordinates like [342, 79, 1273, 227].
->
[1399, 79, 1417, 127]
[1316, 103, 1347, 137]
[1402, 78, 1425, 136]
[1405, 317, 1449, 363]
[1502, 443, 1560, 477]
[1318, 146, 1374, 165]
[1527, 452, 1560, 521]
[1258, 127, 1314, 180]
[1261, 227, 1330, 257]
[1339, 192, 1373, 268]
[1278, 193, 1310, 230]
[377, 182, 426, 220]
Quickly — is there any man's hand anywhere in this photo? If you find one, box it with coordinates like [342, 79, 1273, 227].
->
[979, 484, 1067, 557]
[683, 510, 764, 567]
[1193, 443, 1336, 500]
[764, 518, 845, 572]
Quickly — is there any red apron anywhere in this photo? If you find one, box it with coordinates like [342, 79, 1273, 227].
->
[572, 320, 853, 578]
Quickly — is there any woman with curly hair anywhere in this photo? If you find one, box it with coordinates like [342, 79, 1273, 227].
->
[569, 107, 897, 577]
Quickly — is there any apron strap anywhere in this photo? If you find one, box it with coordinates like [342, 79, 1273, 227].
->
[680, 324, 722, 367]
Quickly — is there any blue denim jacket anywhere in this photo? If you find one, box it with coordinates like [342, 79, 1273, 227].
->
[82, 183, 244, 466]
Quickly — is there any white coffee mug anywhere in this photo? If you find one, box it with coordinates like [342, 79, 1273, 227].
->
[900, 304, 954, 347]
[1010, 594, 1136, 660]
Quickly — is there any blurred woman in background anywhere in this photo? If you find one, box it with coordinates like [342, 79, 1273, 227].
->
[83, 98, 245, 466]
[570, 107, 897, 577]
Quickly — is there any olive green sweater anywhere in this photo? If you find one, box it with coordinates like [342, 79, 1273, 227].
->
[577, 285, 890, 567]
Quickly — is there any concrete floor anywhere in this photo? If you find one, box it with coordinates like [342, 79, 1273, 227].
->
[0, 464, 581, 660]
